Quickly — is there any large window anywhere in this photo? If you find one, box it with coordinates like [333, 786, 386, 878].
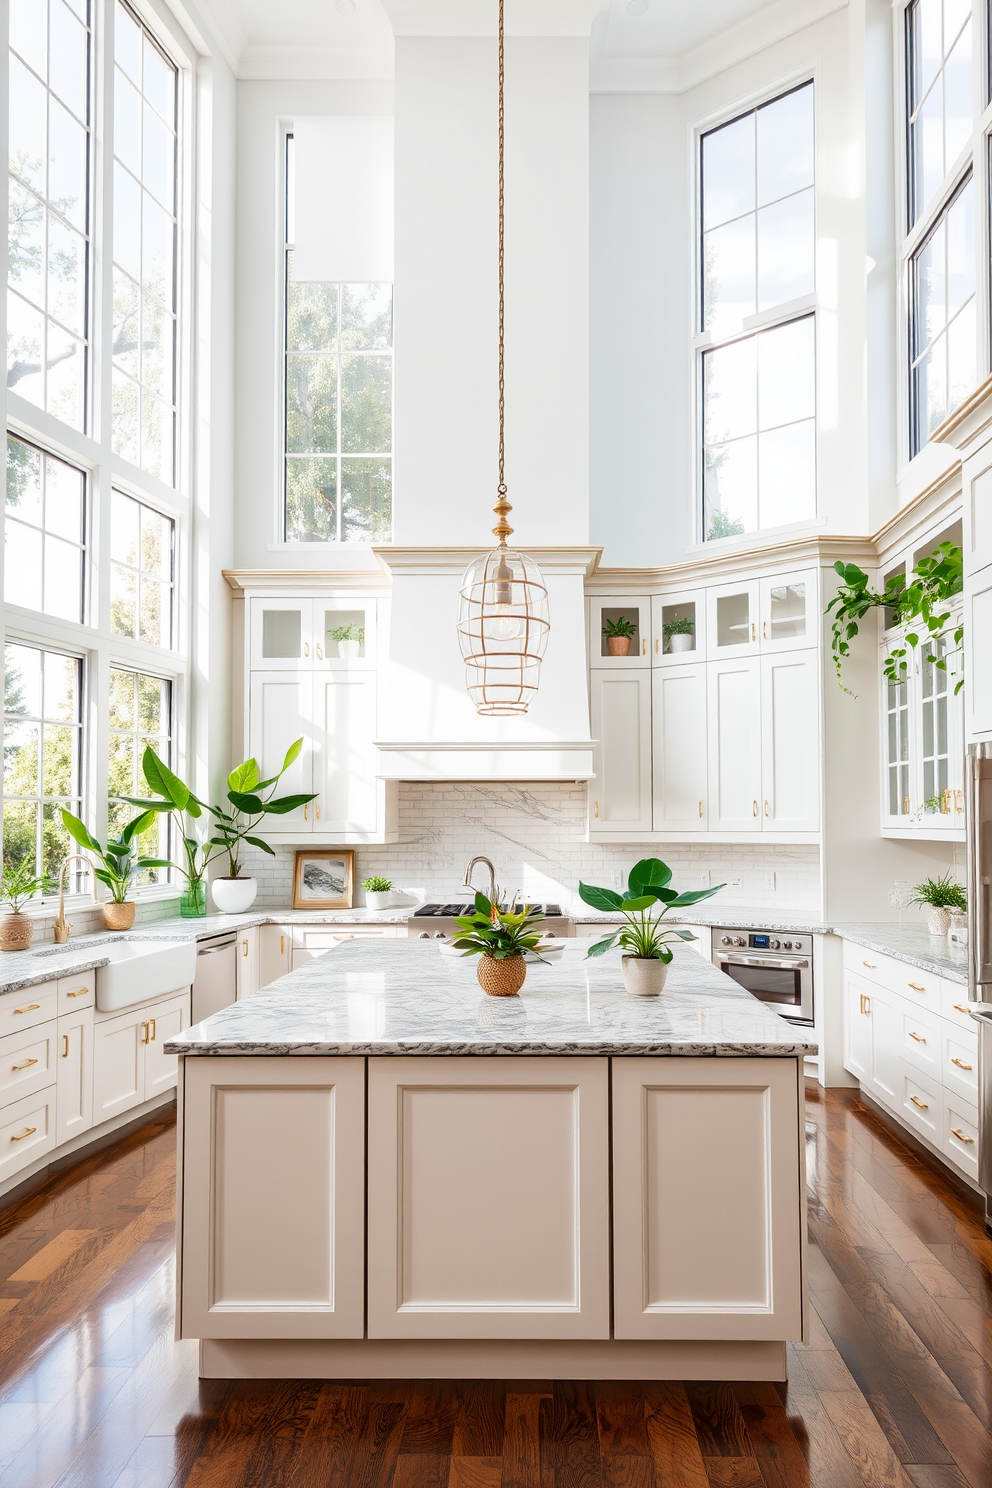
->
[5, 433, 86, 621]
[110, 490, 174, 645]
[699, 82, 816, 541]
[108, 666, 171, 882]
[910, 174, 976, 448]
[3, 643, 82, 881]
[907, 0, 974, 226]
[283, 137, 393, 544]
[7, 0, 91, 430]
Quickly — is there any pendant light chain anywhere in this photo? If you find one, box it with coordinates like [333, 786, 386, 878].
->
[493, 0, 513, 546]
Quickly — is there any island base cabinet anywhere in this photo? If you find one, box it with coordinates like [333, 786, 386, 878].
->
[611, 1058, 805, 1341]
[180, 1057, 365, 1340]
[366, 1056, 611, 1339]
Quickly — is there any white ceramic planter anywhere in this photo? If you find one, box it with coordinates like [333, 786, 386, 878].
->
[927, 905, 951, 936]
[667, 633, 694, 653]
[212, 876, 258, 914]
[621, 956, 670, 997]
[365, 891, 391, 911]
[338, 638, 361, 660]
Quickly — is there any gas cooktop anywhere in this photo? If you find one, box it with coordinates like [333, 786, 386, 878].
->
[408, 902, 573, 939]
[414, 901, 564, 917]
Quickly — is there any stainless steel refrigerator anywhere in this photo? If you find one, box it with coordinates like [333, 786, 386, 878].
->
[967, 744, 992, 1229]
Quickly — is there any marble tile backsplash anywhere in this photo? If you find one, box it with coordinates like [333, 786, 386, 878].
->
[238, 782, 823, 913]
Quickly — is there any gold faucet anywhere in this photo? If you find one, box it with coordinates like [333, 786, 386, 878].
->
[53, 855, 96, 943]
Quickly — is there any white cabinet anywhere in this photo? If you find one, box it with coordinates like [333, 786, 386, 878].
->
[760, 651, 820, 831]
[248, 597, 376, 670]
[93, 991, 190, 1124]
[611, 1058, 803, 1341]
[588, 595, 651, 666]
[313, 673, 378, 835]
[144, 994, 191, 1102]
[652, 591, 702, 665]
[707, 658, 762, 831]
[366, 1056, 611, 1340]
[589, 670, 653, 833]
[0, 1020, 58, 1108]
[248, 673, 313, 832]
[0, 1086, 56, 1183]
[258, 924, 291, 988]
[844, 973, 872, 1085]
[708, 581, 760, 657]
[652, 665, 708, 830]
[180, 1056, 366, 1339]
[291, 923, 402, 969]
[56, 1005, 93, 1146]
[759, 572, 815, 651]
[236, 927, 259, 999]
[880, 612, 965, 834]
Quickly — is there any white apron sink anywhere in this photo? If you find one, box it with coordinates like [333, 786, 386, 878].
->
[91, 938, 197, 1012]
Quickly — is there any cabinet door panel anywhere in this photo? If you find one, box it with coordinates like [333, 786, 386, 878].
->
[258, 925, 291, 989]
[866, 991, 901, 1109]
[652, 666, 707, 830]
[56, 1008, 93, 1145]
[248, 673, 313, 831]
[367, 1057, 610, 1339]
[248, 597, 311, 669]
[612, 1058, 803, 1340]
[707, 658, 761, 831]
[314, 673, 378, 834]
[144, 993, 190, 1101]
[93, 1012, 143, 1123]
[589, 672, 652, 832]
[181, 1057, 365, 1339]
[236, 928, 259, 1000]
[760, 651, 820, 831]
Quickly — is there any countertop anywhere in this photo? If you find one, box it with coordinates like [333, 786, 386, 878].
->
[833, 923, 970, 983]
[572, 909, 831, 934]
[164, 938, 818, 1059]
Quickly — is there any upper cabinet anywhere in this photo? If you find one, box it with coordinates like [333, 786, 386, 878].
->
[249, 598, 376, 671]
[707, 571, 816, 658]
[880, 611, 965, 838]
[588, 596, 651, 667]
[651, 591, 703, 665]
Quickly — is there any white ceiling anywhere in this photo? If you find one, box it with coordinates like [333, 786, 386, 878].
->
[202, 0, 846, 88]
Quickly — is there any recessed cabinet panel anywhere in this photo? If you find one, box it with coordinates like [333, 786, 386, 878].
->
[612, 1058, 803, 1340]
[55, 1007, 93, 1146]
[707, 659, 761, 831]
[966, 457, 992, 579]
[760, 651, 820, 831]
[589, 671, 652, 832]
[248, 673, 313, 831]
[652, 666, 707, 830]
[144, 993, 189, 1102]
[92, 1011, 143, 1124]
[314, 674, 378, 833]
[367, 1057, 610, 1339]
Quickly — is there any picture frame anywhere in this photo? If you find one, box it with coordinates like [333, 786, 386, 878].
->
[292, 849, 355, 910]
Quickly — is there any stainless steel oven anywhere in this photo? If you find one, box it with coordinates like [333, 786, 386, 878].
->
[711, 927, 814, 1024]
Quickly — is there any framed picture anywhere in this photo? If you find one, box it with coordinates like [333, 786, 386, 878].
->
[292, 849, 355, 909]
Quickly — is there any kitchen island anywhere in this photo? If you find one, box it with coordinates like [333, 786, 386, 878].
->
[168, 939, 816, 1381]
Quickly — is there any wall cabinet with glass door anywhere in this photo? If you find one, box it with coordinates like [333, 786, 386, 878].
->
[249, 598, 377, 670]
[587, 597, 651, 666]
[706, 571, 816, 659]
[880, 614, 965, 838]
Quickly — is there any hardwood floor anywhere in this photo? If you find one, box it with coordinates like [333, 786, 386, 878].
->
[2, 1082, 992, 1487]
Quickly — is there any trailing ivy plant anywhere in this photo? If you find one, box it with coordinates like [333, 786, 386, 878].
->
[825, 541, 964, 695]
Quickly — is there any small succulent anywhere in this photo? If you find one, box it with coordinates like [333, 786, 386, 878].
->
[363, 875, 392, 893]
[603, 615, 637, 640]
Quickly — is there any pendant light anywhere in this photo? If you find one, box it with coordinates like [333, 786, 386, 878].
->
[456, 0, 550, 717]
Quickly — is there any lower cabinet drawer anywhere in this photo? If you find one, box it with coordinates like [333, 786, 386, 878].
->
[0, 1086, 56, 1183]
[941, 1023, 979, 1103]
[897, 1003, 942, 1079]
[942, 1095, 979, 1181]
[898, 1066, 942, 1144]
[940, 985, 976, 1031]
[0, 983, 59, 1040]
[0, 1020, 58, 1109]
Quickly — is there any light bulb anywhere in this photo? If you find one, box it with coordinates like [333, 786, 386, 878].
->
[490, 605, 523, 642]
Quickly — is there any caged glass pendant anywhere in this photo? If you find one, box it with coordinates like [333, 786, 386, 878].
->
[456, 0, 549, 716]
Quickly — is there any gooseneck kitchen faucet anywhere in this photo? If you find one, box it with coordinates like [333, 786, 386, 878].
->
[462, 856, 498, 904]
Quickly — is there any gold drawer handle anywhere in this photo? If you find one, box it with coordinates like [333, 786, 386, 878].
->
[951, 1128, 975, 1144]
[910, 1095, 929, 1110]
[908, 1031, 926, 1043]
[954, 1004, 972, 1015]
[11, 1127, 36, 1141]
[66, 987, 89, 998]
[863, 961, 877, 970]
[908, 983, 926, 992]
[13, 1003, 41, 1015]
[951, 1057, 973, 1070]
[12, 1058, 38, 1071]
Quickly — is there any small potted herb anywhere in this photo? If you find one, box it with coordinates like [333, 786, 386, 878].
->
[909, 873, 967, 936]
[0, 861, 52, 951]
[664, 615, 695, 654]
[602, 615, 637, 657]
[330, 623, 365, 660]
[363, 875, 393, 911]
[452, 894, 547, 996]
[579, 857, 724, 996]
[61, 809, 170, 930]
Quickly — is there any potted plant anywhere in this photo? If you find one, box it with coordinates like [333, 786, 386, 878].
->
[363, 875, 393, 911]
[578, 857, 725, 996]
[0, 861, 51, 951]
[602, 615, 637, 657]
[909, 873, 967, 936]
[664, 615, 695, 654]
[451, 893, 548, 996]
[60, 809, 170, 930]
[330, 623, 365, 660]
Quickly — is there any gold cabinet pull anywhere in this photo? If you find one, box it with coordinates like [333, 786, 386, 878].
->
[61, 1034, 69, 1058]
[860, 993, 871, 1015]
[13, 1004, 40, 1015]
[148, 1019, 156, 1042]
[954, 1004, 971, 1015]
[642, 638, 647, 654]
[750, 622, 756, 641]
[908, 1031, 926, 1043]
[316, 643, 323, 659]
[752, 800, 758, 817]
[951, 1057, 973, 1070]
[764, 800, 769, 817]
[654, 638, 659, 653]
[11, 1127, 36, 1141]
[910, 1095, 929, 1110]
[951, 1128, 975, 1143]
[908, 983, 926, 992]
[66, 987, 89, 998]
[594, 801, 599, 819]
[280, 934, 285, 955]
[315, 802, 320, 820]
[12, 1057, 39, 1070]
[304, 641, 310, 657]
[242, 939, 248, 957]
[862, 961, 876, 970]
[304, 803, 308, 821]
[698, 800, 704, 818]
[763, 620, 768, 639]
[140, 1021, 150, 1044]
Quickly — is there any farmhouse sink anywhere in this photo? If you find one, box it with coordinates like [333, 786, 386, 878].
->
[30, 936, 198, 1012]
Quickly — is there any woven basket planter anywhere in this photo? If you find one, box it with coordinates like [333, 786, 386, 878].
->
[0, 913, 34, 952]
[477, 954, 527, 997]
[103, 901, 136, 931]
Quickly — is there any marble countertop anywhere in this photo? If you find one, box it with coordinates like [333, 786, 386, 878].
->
[164, 938, 818, 1058]
[572, 909, 832, 933]
[833, 923, 969, 983]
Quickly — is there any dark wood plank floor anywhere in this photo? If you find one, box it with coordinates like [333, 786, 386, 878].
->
[2, 1082, 992, 1487]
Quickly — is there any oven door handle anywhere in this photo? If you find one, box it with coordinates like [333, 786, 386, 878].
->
[715, 954, 810, 970]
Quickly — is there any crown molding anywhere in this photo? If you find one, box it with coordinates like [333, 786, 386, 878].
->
[872, 462, 963, 563]
[223, 568, 390, 592]
[587, 533, 875, 590]
[929, 372, 992, 453]
[372, 545, 603, 577]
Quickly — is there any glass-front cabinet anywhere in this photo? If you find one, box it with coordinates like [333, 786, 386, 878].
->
[249, 598, 376, 669]
[651, 592, 702, 664]
[705, 571, 816, 658]
[880, 614, 965, 837]
[587, 597, 650, 667]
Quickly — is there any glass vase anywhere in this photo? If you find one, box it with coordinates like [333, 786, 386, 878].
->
[180, 880, 207, 918]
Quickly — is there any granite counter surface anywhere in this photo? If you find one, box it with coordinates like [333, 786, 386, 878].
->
[833, 924, 970, 983]
[165, 938, 818, 1059]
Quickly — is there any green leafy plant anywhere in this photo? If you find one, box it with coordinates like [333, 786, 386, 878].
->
[909, 873, 966, 912]
[1, 860, 52, 913]
[60, 809, 171, 902]
[602, 615, 637, 640]
[826, 542, 963, 695]
[329, 623, 365, 645]
[452, 894, 548, 961]
[579, 857, 725, 962]
[663, 616, 695, 639]
[363, 875, 392, 893]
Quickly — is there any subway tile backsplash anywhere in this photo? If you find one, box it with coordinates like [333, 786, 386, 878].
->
[239, 782, 822, 913]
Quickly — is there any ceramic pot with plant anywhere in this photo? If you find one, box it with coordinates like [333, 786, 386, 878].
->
[363, 875, 392, 911]
[602, 615, 637, 657]
[0, 861, 51, 951]
[61, 808, 169, 932]
[451, 895, 547, 996]
[330, 623, 365, 660]
[909, 872, 966, 936]
[664, 616, 695, 654]
[579, 857, 726, 996]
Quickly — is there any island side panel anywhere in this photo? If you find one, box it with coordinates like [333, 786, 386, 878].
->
[366, 1055, 611, 1340]
[179, 1056, 365, 1340]
[611, 1056, 805, 1342]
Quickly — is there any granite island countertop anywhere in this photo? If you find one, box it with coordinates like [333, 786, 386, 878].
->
[164, 938, 818, 1059]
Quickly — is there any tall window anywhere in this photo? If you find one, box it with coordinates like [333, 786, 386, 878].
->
[3, 643, 82, 880]
[109, 491, 174, 646]
[907, 0, 973, 225]
[108, 666, 171, 882]
[7, 0, 91, 429]
[111, 1, 178, 485]
[699, 83, 816, 542]
[910, 174, 976, 448]
[283, 137, 393, 544]
[5, 433, 86, 621]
